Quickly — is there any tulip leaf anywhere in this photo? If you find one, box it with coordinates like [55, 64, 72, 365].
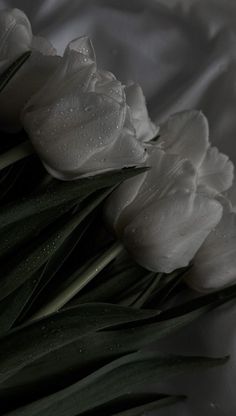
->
[111, 394, 185, 416]
[144, 266, 192, 308]
[158, 281, 236, 321]
[130, 272, 162, 308]
[2, 284, 235, 397]
[144, 275, 183, 309]
[117, 272, 157, 307]
[30, 240, 124, 320]
[0, 51, 31, 93]
[4, 352, 227, 416]
[0, 303, 158, 384]
[0, 212, 85, 301]
[70, 265, 146, 305]
[0, 188, 114, 302]
[0, 204, 73, 261]
[0, 218, 90, 332]
[0, 163, 25, 202]
[0, 167, 147, 231]
[0, 269, 44, 335]
[17, 219, 91, 324]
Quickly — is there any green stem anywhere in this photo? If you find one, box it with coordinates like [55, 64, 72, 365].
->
[0, 140, 34, 170]
[131, 272, 162, 309]
[29, 241, 124, 322]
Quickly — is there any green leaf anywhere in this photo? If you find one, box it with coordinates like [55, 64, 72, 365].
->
[131, 272, 162, 308]
[117, 272, 157, 307]
[0, 218, 90, 331]
[158, 281, 236, 321]
[0, 204, 72, 261]
[144, 266, 191, 308]
[0, 51, 31, 93]
[112, 395, 185, 416]
[30, 240, 124, 320]
[17, 219, 91, 324]
[70, 265, 145, 305]
[0, 303, 158, 383]
[0, 163, 25, 202]
[10, 303, 209, 390]
[2, 274, 236, 408]
[1, 286, 233, 397]
[0, 141, 34, 172]
[0, 167, 147, 231]
[4, 352, 227, 416]
[0, 269, 43, 335]
[0, 188, 113, 301]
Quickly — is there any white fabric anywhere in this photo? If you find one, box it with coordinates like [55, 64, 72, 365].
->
[1, 0, 236, 414]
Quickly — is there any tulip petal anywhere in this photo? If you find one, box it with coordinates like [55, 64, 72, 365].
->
[104, 173, 147, 232]
[104, 109, 147, 227]
[24, 37, 96, 112]
[198, 146, 234, 195]
[66, 36, 95, 62]
[158, 110, 209, 168]
[95, 70, 125, 104]
[144, 147, 197, 198]
[186, 209, 236, 292]
[24, 91, 126, 179]
[125, 83, 158, 141]
[79, 129, 146, 176]
[106, 148, 197, 235]
[118, 149, 197, 227]
[82, 108, 146, 175]
[123, 191, 223, 273]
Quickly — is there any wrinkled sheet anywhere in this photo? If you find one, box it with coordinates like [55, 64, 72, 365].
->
[1, 1, 236, 414]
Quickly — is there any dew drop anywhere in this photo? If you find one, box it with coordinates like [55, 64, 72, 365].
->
[84, 105, 94, 112]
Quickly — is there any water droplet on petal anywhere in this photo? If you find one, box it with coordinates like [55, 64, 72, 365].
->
[84, 105, 94, 112]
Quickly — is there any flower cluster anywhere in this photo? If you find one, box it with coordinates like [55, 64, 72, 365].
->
[105, 110, 235, 291]
[1, 8, 236, 292]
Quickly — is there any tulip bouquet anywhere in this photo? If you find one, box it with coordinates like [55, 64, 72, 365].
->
[0, 8, 236, 416]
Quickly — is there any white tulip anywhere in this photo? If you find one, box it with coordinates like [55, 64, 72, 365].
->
[23, 37, 150, 179]
[105, 110, 234, 273]
[0, 8, 60, 131]
[186, 203, 236, 292]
